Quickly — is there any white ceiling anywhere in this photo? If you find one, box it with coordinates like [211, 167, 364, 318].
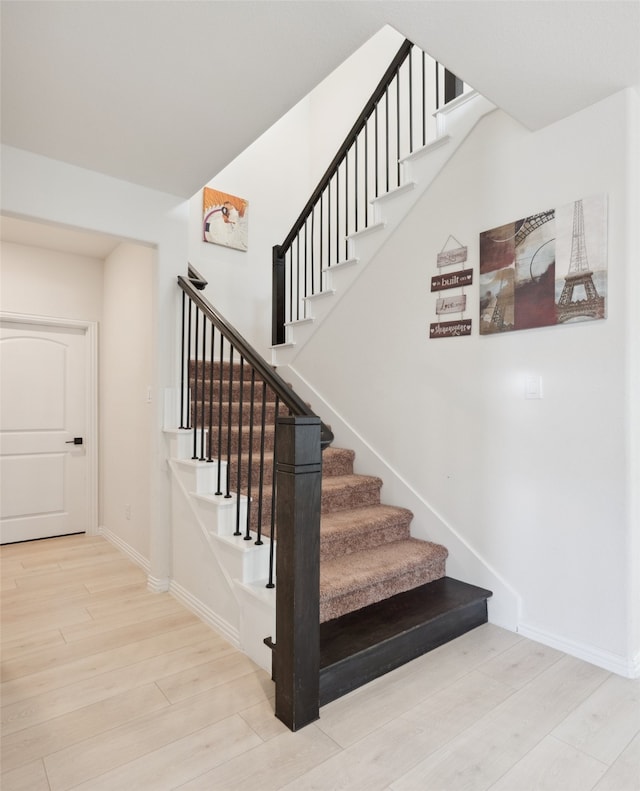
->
[2, 0, 638, 205]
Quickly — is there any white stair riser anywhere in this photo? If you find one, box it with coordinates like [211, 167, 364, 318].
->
[166, 428, 209, 461]
[284, 318, 315, 345]
[172, 458, 227, 495]
[322, 260, 363, 298]
[194, 491, 248, 537]
[215, 536, 274, 585]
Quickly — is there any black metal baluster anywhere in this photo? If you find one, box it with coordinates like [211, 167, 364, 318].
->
[327, 179, 331, 269]
[192, 305, 200, 459]
[287, 247, 293, 327]
[385, 88, 390, 193]
[292, 234, 300, 319]
[245, 369, 256, 541]
[185, 297, 193, 429]
[207, 323, 215, 462]
[375, 104, 379, 198]
[422, 51, 427, 146]
[255, 381, 268, 547]
[345, 151, 349, 259]
[179, 291, 187, 429]
[335, 168, 340, 265]
[225, 347, 234, 498]
[305, 206, 316, 296]
[408, 52, 414, 155]
[354, 136, 359, 232]
[396, 70, 401, 186]
[364, 121, 369, 227]
[266, 394, 280, 589]
[199, 310, 207, 460]
[319, 193, 324, 286]
[303, 219, 308, 301]
[215, 334, 224, 495]
[234, 356, 244, 535]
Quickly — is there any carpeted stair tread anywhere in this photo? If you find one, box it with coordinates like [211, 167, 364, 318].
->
[224, 446, 354, 490]
[320, 538, 448, 622]
[322, 447, 355, 477]
[321, 474, 382, 513]
[321, 505, 413, 560]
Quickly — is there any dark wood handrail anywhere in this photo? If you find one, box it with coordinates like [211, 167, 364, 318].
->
[276, 39, 413, 256]
[187, 262, 208, 290]
[178, 273, 334, 449]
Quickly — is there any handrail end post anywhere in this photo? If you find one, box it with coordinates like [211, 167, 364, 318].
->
[273, 415, 322, 731]
[272, 245, 286, 346]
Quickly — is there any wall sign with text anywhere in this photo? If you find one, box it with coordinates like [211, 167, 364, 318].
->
[429, 236, 472, 339]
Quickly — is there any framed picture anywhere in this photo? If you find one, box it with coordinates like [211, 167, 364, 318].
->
[202, 187, 248, 251]
[479, 195, 607, 334]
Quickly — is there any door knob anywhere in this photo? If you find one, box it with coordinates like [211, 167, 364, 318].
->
[65, 437, 83, 445]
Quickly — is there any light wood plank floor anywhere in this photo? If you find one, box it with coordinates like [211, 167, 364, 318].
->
[1, 534, 638, 790]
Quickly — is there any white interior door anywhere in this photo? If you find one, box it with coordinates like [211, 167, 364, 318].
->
[0, 319, 90, 543]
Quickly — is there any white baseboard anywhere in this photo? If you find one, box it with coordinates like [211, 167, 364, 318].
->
[98, 526, 240, 648]
[169, 579, 240, 649]
[518, 621, 639, 679]
[147, 575, 170, 593]
[99, 525, 150, 574]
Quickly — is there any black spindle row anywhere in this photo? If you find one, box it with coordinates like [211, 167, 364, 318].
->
[272, 42, 464, 345]
[179, 283, 294, 586]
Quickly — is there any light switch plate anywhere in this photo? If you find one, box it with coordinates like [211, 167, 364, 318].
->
[525, 375, 543, 399]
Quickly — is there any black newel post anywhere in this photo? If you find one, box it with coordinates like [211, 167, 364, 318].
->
[444, 69, 463, 104]
[272, 415, 322, 731]
[272, 245, 286, 347]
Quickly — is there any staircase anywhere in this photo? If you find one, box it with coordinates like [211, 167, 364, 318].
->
[171, 361, 492, 709]
[169, 44, 496, 725]
[271, 89, 496, 366]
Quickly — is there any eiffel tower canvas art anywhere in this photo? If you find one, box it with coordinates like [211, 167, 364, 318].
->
[479, 195, 607, 335]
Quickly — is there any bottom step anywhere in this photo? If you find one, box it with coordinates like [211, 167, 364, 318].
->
[319, 576, 492, 707]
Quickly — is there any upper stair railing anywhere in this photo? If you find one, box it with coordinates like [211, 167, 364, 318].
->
[177, 265, 333, 585]
[272, 39, 464, 345]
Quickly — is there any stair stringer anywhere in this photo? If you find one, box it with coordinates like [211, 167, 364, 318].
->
[271, 91, 497, 367]
[165, 428, 275, 673]
[274, 365, 522, 632]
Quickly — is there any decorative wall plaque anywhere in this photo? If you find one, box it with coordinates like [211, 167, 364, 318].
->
[431, 268, 473, 292]
[437, 246, 468, 268]
[429, 235, 472, 338]
[436, 295, 467, 315]
[429, 319, 472, 338]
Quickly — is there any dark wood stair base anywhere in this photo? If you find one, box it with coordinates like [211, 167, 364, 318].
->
[318, 576, 492, 707]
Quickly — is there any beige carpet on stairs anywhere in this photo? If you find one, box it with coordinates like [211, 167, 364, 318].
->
[190, 363, 449, 623]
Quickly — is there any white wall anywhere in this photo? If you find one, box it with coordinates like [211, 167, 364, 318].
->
[289, 89, 639, 675]
[1, 144, 189, 586]
[100, 242, 155, 561]
[0, 241, 103, 321]
[0, 237, 158, 563]
[186, 98, 312, 357]
[187, 26, 404, 358]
